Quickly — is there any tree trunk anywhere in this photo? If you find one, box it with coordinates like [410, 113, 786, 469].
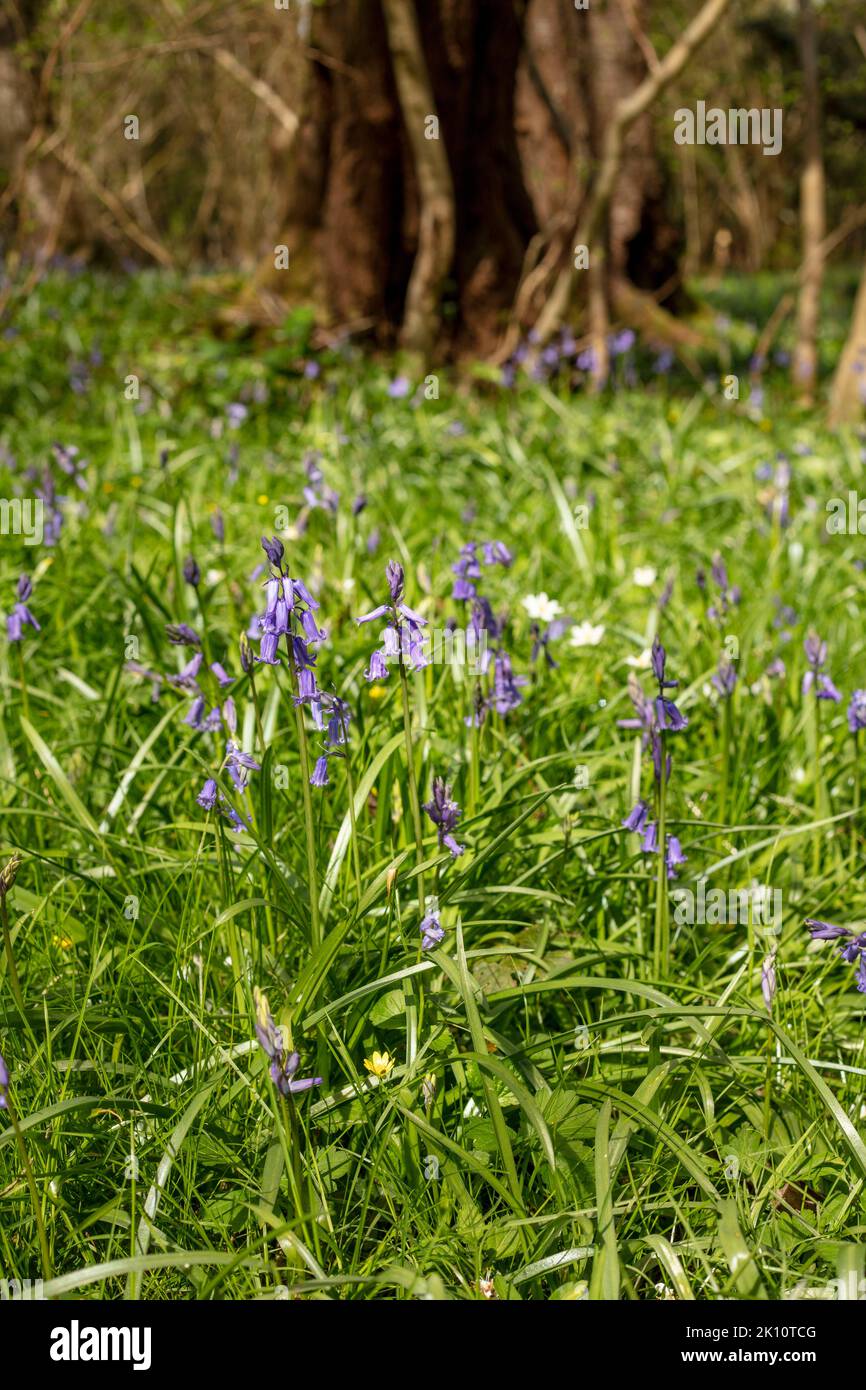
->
[792, 0, 826, 403]
[233, 0, 533, 355]
[380, 0, 455, 357]
[828, 253, 866, 427]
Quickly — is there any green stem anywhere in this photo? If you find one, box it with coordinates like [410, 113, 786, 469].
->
[852, 732, 860, 873]
[9, 1103, 53, 1281]
[720, 695, 732, 825]
[0, 891, 25, 1017]
[17, 645, 29, 723]
[812, 696, 822, 878]
[654, 732, 668, 977]
[290, 666, 321, 950]
[399, 660, 426, 917]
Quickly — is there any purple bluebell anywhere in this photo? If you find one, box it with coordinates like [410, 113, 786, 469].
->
[849, 690, 866, 733]
[254, 989, 322, 1097]
[622, 799, 649, 834]
[7, 573, 40, 643]
[0, 1051, 8, 1108]
[310, 756, 329, 788]
[802, 633, 841, 703]
[420, 912, 445, 951]
[211, 508, 225, 543]
[261, 534, 285, 568]
[197, 778, 218, 810]
[387, 376, 411, 399]
[423, 777, 465, 858]
[666, 835, 687, 879]
[166, 623, 200, 647]
[183, 555, 200, 587]
[225, 740, 261, 791]
[641, 821, 658, 854]
[712, 657, 737, 697]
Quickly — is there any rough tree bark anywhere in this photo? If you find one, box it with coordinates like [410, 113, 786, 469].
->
[231, 0, 534, 355]
[792, 0, 826, 403]
[529, 0, 731, 384]
[828, 254, 866, 426]
[380, 0, 454, 357]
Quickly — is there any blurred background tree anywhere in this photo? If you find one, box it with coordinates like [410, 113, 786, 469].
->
[1, 0, 866, 383]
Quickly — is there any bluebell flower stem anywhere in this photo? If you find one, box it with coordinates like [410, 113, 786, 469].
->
[290, 665, 321, 950]
[853, 732, 861, 872]
[399, 660, 426, 917]
[654, 732, 669, 976]
[720, 696, 732, 824]
[812, 697, 822, 877]
[17, 646, 29, 723]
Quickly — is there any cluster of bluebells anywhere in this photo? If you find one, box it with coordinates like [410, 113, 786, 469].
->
[7, 574, 39, 643]
[254, 988, 322, 1097]
[256, 535, 350, 789]
[195, 775, 250, 834]
[449, 539, 530, 722]
[500, 327, 639, 388]
[805, 918, 866, 993]
[257, 535, 324, 693]
[802, 633, 841, 703]
[697, 552, 741, 625]
[621, 638, 689, 878]
[356, 560, 428, 680]
[308, 692, 351, 788]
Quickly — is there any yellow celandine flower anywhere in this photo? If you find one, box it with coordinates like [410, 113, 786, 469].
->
[51, 933, 73, 951]
[364, 1050, 395, 1080]
[368, 685, 388, 701]
[257, 494, 270, 505]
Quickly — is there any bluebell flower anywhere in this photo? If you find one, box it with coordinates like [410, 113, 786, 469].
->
[622, 800, 649, 833]
[802, 633, 841, 702]
[423, 777, 465, 858]
[0, 1051, 8, 1108]
[848, 690, 866, 733]
[254, 988, 322, 1096]
[420, 912, 445, 951]
[310, 756, 329, 787]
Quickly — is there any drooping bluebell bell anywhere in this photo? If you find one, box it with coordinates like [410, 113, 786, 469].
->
[309, 756, 329, 787]
[6, 573, 40, 643]
[0, 1051, 8, 1108]
[254, 987, 322, 1096]
[802, 633, 841, 702]
[166, 623, 200, 647]
[420, 912, 445, 952]
[225, 740, 261, 791]
[622, 799, 649, 833]
[423, 777, 465, 858]
[183, 555, 200, 587]
[666, 835, 687, 879]
[211, 508, 224, 543]
[196, 778, 218, 810]
[848, 690, 866, 733]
